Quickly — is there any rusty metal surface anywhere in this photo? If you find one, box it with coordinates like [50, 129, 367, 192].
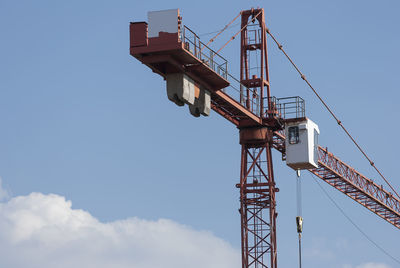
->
[211, 90, 262, 126]
[129, 13, 285, 130]
[130, 25, 230, 91]
[238, 139, 278, 268]
[238, 9, 278, 268]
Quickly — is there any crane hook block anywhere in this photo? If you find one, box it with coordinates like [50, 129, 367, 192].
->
[296, 216, 303, 234]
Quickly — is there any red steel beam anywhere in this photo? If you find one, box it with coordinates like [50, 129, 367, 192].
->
[238, 9, 278, 268]
[238, 143, 278, 268]
[211, 90, 262, 126]
[130, 21, 264, 128]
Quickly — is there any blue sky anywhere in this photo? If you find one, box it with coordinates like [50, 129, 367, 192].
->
[0, 0, 399, 267]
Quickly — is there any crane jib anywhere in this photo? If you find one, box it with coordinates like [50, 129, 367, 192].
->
[273, 131, 400, 229]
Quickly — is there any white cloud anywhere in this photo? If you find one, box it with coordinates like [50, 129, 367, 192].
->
[0, 192, 240, 268]
[303, 236, 335, 260]
[343, 262, 391, 268]
[0, 177, 10, 201]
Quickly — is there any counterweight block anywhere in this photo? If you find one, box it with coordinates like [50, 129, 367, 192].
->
[189, 87, 211, 117]
[166, 73, 211, 117]
[166, 73, 195, 106]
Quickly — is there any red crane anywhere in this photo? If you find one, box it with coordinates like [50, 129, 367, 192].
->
[129, 8, 400, 268]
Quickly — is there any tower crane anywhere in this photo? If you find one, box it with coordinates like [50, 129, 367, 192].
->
[129, 8, 400, 268]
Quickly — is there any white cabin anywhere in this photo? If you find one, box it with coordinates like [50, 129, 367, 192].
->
[285, 118, 320, 170]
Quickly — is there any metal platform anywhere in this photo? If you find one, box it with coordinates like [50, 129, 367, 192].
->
[130, 23, 229, 91]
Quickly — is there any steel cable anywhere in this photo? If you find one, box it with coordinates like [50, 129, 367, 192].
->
[310, 173, 400, 265]
[296, 171, 303, 268]
[205, 12, 241, 46]
[265, 27, 400, 200]
[198, 22, 240, 37]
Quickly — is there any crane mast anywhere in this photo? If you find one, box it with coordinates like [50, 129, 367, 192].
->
[129, 8, 400, 268]
[237, 9, 278, 268]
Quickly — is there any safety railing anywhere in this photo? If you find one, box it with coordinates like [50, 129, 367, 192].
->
[276, 96, 305, 119]
[222, 74, 306, 120]
[219, 73, 263, 117]
[183, 26, 228, 79]
[217, 76, 305, 120]
[182, 26, 304, 121]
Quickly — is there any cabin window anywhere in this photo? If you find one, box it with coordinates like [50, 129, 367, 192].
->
[288, 126, 299, 144]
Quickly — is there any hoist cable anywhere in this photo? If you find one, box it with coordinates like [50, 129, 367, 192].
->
[296, 171, 303, 268]
[310, 173, 400, 265]
[298, 235, 302, 268]
[265, 27, 400, 200]
[296, 174, 302, 217]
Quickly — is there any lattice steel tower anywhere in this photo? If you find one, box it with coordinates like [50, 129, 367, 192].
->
[237, 9, 279, 268]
